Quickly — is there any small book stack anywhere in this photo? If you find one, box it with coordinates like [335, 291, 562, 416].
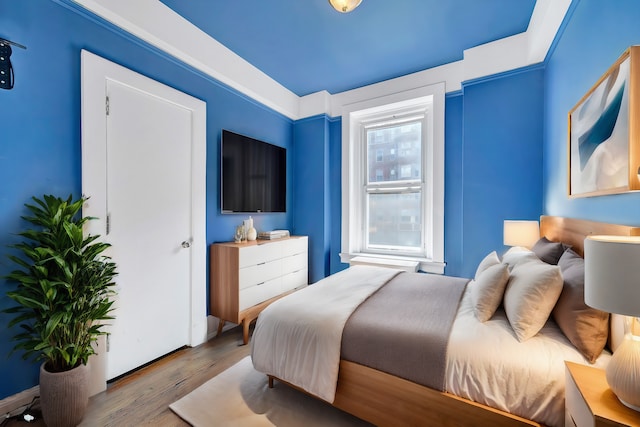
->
[257, 230, 290, 240]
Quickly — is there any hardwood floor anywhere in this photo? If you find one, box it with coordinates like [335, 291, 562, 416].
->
[4, 326, 251, 426]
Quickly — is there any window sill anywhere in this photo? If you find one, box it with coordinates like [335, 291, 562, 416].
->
[340, 252, 445, 275]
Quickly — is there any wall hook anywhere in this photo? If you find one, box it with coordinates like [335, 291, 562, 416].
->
[0, 38, 26, 90]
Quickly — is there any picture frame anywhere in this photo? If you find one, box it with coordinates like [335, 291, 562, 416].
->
[568, 46, 640, 197]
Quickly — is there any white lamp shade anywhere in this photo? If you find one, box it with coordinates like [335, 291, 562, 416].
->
[584, 235, 640, 317]
[328, 0, 362, 13]
[503, 220, 540, 248]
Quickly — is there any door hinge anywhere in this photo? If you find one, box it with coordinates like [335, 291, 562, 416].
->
[106, 334, 110, 353]
[106, 213, 111, 235]
[106, 95, 110, 116]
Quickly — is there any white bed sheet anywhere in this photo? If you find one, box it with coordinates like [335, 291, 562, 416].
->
[446, 286, 611, 427]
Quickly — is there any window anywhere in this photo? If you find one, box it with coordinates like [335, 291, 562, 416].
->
[366, 121, 422, 252]
[340, 83, 445, 273]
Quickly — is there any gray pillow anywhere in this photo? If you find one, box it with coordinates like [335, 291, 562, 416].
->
[552, 249, 609, 363]
[531, 236, 565, 265]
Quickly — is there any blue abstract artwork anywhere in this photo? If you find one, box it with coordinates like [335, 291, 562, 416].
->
[569, 55, 630, 196]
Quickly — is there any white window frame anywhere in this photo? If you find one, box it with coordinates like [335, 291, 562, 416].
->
[340, 83, 445, 274]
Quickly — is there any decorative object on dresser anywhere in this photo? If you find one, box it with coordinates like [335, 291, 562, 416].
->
[210, 236, 308, 344]
[568, 45, 640, 198]
[503, 220, 540, 249]
[245, 216, 257, 241]
[584, 235, 640, 411]
[258, 229, 290, 240]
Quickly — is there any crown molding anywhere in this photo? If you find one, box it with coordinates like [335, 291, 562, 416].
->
[71, 0, 571, 120]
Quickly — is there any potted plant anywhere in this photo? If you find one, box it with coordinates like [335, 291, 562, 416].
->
[3, 194, 117, 427]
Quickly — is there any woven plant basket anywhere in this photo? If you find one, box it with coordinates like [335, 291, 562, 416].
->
[39, 363, 89, 427]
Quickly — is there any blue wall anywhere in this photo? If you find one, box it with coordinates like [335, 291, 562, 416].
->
[292, 115, 331, 283]
[457, 67, 545, 278]
[0, 0, 294, 399]
[544, 0, 640, 224]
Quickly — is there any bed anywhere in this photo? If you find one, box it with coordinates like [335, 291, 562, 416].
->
[250, 216, 640, 427]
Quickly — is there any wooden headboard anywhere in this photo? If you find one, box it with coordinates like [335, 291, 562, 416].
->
[540, 215, 640, 256]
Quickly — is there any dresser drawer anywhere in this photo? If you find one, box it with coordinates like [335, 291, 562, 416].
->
[239, 259, 282, 290]
[238, 243, 282, 268]
[239, 278, 282, 311]
[282, 252, 307, 275]
[281, 236, 308, 257]
[281, 268, 307, 293]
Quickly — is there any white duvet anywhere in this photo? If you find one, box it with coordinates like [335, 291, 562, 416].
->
[446, 286, 610, 427]
[251, 265, 400, 403]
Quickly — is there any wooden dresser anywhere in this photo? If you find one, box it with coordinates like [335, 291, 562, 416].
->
[210, 236, 308, 344]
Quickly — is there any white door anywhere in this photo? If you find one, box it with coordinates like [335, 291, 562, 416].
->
[81, 51, 208, 387]
[105, 81, 191, 379]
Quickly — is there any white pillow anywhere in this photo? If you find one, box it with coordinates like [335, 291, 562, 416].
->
[503, 259, 563, 342]
[501, 246, 539, 271]
[474, 251, 500, 279]
[470, 263, 510, 322]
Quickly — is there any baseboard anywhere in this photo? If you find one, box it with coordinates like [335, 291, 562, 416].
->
[0, 385, 39, 417]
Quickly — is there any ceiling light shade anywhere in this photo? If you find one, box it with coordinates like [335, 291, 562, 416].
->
[328, 0, 362, 13]
[584, 235, 640, 411]
[503, 220, 540, 249]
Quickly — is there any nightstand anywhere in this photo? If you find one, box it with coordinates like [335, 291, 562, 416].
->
[565, 361, 640, 427]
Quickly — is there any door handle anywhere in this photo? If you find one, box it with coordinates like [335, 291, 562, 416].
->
[181, 241, 191, 249]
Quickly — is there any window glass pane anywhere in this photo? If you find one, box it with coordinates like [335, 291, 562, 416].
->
[367, 192, 422, 249]
[367, 122, 421, 184]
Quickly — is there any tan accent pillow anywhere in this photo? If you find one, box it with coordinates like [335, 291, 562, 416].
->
[474, 251, 500, 279]
[471, 263, 510, 322]
[552, 249, 609, 363]
[503, 259, 563, 342]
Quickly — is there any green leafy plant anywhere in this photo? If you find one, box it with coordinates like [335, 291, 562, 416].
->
[4, 195, 117, 373]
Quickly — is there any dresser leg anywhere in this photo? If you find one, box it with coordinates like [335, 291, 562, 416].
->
[217, 319, 225, 337]
[242, 319, 250, 345]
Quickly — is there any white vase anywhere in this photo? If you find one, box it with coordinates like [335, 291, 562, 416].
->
[247, 227, 257, 241]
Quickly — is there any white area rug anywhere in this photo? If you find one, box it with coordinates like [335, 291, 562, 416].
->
[169, 356, 372, 426]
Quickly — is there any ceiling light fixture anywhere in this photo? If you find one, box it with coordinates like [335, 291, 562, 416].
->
[328, 0, 362, 13]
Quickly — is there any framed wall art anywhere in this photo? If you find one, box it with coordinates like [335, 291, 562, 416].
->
[568, 46, 640, 197]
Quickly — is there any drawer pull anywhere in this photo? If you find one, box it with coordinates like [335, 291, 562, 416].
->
[256, 282, 265, 286]
[257, 262, 266, 266]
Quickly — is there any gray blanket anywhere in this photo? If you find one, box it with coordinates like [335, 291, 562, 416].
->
[340, 272, 469, 391]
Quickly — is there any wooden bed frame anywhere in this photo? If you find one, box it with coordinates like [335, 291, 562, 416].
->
[268, 216, 640, 427]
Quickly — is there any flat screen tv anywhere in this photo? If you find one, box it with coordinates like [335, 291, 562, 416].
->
[221, 129, 286, 213]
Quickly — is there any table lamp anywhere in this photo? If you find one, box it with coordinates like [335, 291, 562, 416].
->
[584, 235, 640, 411]
[503, 220, 540, 249]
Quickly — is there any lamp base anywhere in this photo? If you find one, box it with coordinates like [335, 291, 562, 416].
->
[617, 397, 640, 412]
[606, 336, 640, 411]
